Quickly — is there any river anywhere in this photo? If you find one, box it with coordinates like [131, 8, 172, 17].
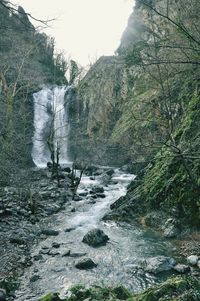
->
[15, 168, 175, 300]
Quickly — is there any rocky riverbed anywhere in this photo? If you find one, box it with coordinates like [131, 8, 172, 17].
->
[0, 166, 199, 301]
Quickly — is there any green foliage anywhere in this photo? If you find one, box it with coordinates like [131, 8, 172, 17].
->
[137, 93, 200, 225]
[38, 277, 200, 301]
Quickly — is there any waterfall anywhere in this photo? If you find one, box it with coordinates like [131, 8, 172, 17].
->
[32, 86, 71, 168]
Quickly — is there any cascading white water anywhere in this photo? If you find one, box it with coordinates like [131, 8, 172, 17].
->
[32, 86, 71, 167]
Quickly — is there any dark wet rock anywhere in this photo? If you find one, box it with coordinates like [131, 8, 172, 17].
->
[41, 229, 59, 236]
[30, 274, 40, 283]
[112, 180, 118, 185]
[75, 258, 97, 270]
[91, 194, 98, 199]
[65, 227, 75, 232]
[89, 200, 96, 204]
[173, 264, 190, 274]
[106, 169, 115, 176]
[33, 254, 43, 261]
[71, 207, 76, 212]
[0, 289, 6, 301]
[89, 176, 95, 180]
[142, 256, 176, 273]
[73, 195, 82, 202]
[79, 192, 88, 197]
[82, 228, 109, 247]
[62, 250, 71, 257]
[96, 193, 106, 198]
[9, 237, 26, 245]
[90, 186, 104, 194]
[187, 255, 198, 266]
[52, 242, 60, 248]
[62, 167, 71, 173]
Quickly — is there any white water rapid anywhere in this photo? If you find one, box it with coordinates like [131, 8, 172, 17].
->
[32, 86, 71, 168]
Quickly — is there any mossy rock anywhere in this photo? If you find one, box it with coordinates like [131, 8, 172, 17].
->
[132, 276, 200, 301]
[38, 292, 61, 301]
[38, 276, 200, 301]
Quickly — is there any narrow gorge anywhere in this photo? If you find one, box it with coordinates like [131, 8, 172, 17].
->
[0, 1, 200, 301]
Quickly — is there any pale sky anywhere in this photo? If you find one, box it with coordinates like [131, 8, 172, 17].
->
[14, 0, 134, 67]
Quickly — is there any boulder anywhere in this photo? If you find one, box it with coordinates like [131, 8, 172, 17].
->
[41, 229, 59, 236]
[52, 242, 60, 248]
[30, 274, 40, 283]
[82, 228, 109, 247]
[48, 250, 60, 256]
[90, 186, 104, 194]
[187, 255, 198, 266]
[65, 227, 75, 232]
[106, 169, 115, 176]
[75, 258, 97, 270]
[96, 193, 106, 198]
[62, 250, 71, 257]
[142, 256, 176, 273]
[173, 264, 190, 274]
[163, 218, 180, 238]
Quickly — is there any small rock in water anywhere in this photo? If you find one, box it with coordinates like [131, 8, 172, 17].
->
[71, 207, 76, 213]
[62, 250, 71, 257]
[90, 186, 104, 194]
[79, 192, 88, 197]
[0, 289, 6, 301]
[142, 256, 176, 273]
[65, 227, 75, 232]
[41, 229, 59, 236]
[33, 254, 43, 261]
[96, 193, 106, 198]
[75, 258, 97, 270]
[187, 255, 198, 266]
[48, 250, 60, 256]
[73, 195, 82, 202]
[173, 264, 190, 274]
[30, 274, 40, 283]
[52, 242, 60, 248]
[69, 252, 87, 258]
[106, 169, 115, 176]
[39, 248, 50, 255]
[82, 228, 109, 247]
[9, 236, 26, 245]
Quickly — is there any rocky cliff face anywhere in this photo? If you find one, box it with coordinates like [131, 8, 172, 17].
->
[70, 0, 200, 225]
[69, 56, 134, 165]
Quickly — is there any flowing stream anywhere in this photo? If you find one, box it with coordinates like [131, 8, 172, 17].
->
[15, 169, 176, 301]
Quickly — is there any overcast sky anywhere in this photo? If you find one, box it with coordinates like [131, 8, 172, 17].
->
[14, 0, 134, 66]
